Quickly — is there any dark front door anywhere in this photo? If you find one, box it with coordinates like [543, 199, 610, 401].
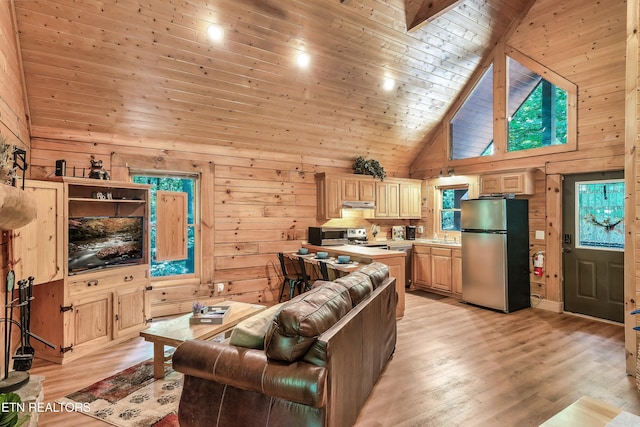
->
[562, 171, 624, 322]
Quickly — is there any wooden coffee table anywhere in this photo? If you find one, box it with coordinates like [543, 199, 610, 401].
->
[140, 301, 266, 378]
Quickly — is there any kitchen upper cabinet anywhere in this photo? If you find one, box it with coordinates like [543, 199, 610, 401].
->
[316, 173, 343, 219]
[479, 170, 535, 196]
[399, 181, 422, 218]
[316, 173, 422, 219]
[375, 181, 400, 218]
[342, 177, 375, 201]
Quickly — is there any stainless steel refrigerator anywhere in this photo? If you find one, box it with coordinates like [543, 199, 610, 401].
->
[461, 198, 530, 312]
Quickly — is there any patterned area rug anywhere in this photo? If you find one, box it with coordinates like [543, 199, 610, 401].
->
[57, 360, 181, 427]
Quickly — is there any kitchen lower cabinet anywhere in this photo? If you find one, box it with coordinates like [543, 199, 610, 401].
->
[412, 243, 461, 297]
[431, 248, 452, 292]
[413, 245, 432, 289]
[452, 249, 463, 296]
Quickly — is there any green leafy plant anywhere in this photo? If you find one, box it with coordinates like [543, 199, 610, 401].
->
[352, 156, 386, 181]
[0, 135, 14, 185]
[0, 393, 29, 427]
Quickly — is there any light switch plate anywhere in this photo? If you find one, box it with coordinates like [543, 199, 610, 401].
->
[535, 230, 545, 240]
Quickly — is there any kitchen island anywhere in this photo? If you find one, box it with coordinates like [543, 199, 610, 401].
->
[302, 244, 406, 318]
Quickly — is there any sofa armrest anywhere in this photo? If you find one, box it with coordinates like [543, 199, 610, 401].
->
[173, 339, 327, 408]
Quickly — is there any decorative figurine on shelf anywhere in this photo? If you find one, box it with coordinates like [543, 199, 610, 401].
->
[88, 159, 110, 180]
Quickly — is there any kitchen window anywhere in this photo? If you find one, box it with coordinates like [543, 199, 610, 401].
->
[439, 186, 469, 232]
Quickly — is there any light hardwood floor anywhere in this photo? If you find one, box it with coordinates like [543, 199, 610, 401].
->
[31, 290, 640, 426]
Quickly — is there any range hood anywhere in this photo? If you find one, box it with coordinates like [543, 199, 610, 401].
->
[341, 200, 375, 209]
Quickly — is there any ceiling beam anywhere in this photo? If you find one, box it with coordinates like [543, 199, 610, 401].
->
[405, 0, 460, 32]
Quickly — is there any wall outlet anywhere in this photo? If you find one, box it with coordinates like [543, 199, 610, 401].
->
[417, 226, 424, 234]
[217, 282, 225, 293]
[535, 230, 545, 240]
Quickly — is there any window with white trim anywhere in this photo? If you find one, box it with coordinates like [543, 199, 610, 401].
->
[439, 186, 469, 232]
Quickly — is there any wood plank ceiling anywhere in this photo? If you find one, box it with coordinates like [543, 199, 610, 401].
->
[12, 0, 529, 172]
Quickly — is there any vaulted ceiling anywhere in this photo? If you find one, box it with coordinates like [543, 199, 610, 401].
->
[12, 0, 531, 172]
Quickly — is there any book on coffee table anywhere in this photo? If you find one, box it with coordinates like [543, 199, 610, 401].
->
[190, 305, 231, 325]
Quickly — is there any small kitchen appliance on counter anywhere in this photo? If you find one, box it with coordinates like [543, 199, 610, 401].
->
[392, 226, 404, 240]
[405, 226, 416, 240]
[308, 226, 348, 246]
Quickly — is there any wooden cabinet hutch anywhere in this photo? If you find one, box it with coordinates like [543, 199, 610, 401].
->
[12, 177, 151, 363]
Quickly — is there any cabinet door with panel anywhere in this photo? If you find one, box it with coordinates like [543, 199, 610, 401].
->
[375, 182, 400, 218]
[479, 170, 534, 196]
[399, 181, 422, 218]
[480, 176, 501, 195]
[431, 248, 452, 292]
[72, 292, 113, 351]
[114, 287, 149, 338]
[316, 174, 342, 219]
[412, 245, 432, 289]
[342, 178, 359, 201]
[11, 180, 64, 284]
[359, 180, 376, 201]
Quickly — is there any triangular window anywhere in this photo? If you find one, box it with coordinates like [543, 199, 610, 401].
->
[448, 48, 575, 161]
[449, 64, 493, 160]
[507, 56, 568, 152]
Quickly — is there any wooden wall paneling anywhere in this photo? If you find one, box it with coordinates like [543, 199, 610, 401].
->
[201, 168, 215, 288]
[11, 0, 533, 174]
[544, 173, 562, 310]
[31, 128, 359, 178]
[625, 0, 639, 376]
[0, 1, 30, 147]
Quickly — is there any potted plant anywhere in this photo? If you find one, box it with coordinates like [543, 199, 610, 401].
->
[352, 156, 386, 181]
[0, 135, 14, 185]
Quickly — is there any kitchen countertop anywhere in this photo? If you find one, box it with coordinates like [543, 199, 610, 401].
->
[412, 238, 461, 248]
[353, 239, 461, 248]
[302, 244, 406, 259]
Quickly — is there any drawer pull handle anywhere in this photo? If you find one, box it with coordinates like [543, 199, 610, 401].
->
[124, 275, 134, 282]
[87, 280, 98, 287]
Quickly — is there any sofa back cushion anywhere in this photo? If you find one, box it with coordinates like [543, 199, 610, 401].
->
[265, 282, 352, 362]
[355, 262, 389, 289]
[334, 273, 373, 306]
[229, 302, 285, 349]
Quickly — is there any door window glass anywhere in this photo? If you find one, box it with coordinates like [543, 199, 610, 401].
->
[575, 179, 624, 251]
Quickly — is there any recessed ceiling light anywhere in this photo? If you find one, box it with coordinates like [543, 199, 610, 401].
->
[207, 24, 224, 42]
[297, 51, 311, 68]
[383, 77, 395, 91]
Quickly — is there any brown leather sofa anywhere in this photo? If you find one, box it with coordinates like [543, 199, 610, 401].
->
[173, 262, 397, 427]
